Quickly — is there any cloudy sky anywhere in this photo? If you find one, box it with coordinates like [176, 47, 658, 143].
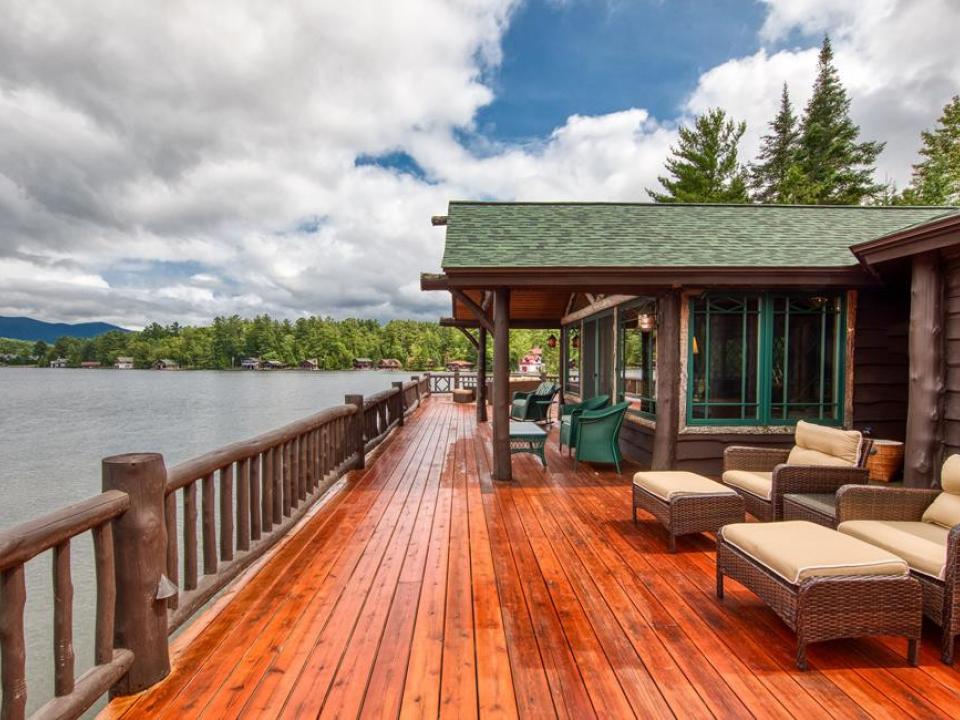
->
[1, 0, 958, 329]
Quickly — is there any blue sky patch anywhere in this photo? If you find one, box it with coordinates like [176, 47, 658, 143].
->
[355, 151, 430, 181]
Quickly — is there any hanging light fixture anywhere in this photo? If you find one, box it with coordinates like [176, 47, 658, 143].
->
[638, 313, 656, 332]
[571, 332, 580, 349]
[546, 333, 558, 349]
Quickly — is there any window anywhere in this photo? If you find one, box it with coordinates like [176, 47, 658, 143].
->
[563, 325, 580, 394]
[687, 294, 845, 426]
[619, 300, 657, 417]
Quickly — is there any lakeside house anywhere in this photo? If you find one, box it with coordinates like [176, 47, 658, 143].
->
[262, 359, 284, 370]
[517, 346, 543, 374]
[377, 358, 402, 370]
[445, 359, 474, 372]
[49, 357, 68, 368]
[152, 359, 179, 370]
[114, 356, 134, 369]
[423, 201, 960, 484]
[79, 361, 101, 369]
[300, 358, 319, 370]
[240, 357, 261, 370]
[353, 357, 373, 369]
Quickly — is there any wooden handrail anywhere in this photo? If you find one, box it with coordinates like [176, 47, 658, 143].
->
[0, 491, 128, 573]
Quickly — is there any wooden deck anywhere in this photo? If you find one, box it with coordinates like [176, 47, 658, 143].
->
[102, 397, 960, 719]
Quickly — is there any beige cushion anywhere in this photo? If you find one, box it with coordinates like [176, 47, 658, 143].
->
[722, 520, 908, 584]
[786, 420, 862, 467]
[941, 454, 960, 493]
[838, 520, 948, 579]
[633, 471, 736, 501]
[722, 470, 773, 500]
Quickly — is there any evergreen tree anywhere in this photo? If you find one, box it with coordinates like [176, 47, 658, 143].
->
[900, 95, 960, 205]
[648, 108, 750, 203]
[749, 84, 803, 203]
[795, 36, 885, 204]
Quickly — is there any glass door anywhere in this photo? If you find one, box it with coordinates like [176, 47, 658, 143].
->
[581, 313, 614, 399]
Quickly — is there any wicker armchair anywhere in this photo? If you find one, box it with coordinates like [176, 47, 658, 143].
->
[510, 382, 559, 423]
[722, 422, 872, 522]
[836, 484, 960, 664]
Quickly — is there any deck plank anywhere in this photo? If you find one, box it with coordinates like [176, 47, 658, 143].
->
[102, 397, 960, 720]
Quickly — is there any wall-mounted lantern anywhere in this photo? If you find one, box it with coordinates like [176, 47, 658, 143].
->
[546, 334, 558, 349]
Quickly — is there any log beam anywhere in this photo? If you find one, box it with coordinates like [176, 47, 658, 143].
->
[477, 326, 488, 423]
[450, 290, 494, 334]
[492, 288, 512, 481]
[904, 252, 944, 487]
[652, 290, 681, 470]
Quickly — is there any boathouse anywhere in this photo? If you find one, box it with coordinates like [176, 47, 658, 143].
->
[353, 357, 373, 369]
[114, 356, 134, 369]
[422, 201, 960, 485]
[377, 358, 403, 369]
[152, 358, 178, 370]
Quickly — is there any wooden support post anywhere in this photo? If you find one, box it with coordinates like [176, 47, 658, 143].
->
[393, 382, 405, 426]
[652, 290, 681, 470]
[345, 394, 365, 469]
[493, 287, 512, 481]
[558, 325, 568, 407]
[101, 453, 170, 696]
[905, 252, 944, 487]
[477, 326, 488, 422]
[454, 366, 461, 389]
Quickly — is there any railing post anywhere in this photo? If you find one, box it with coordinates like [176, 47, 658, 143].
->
[454, 367, 461, 389]
[345, 394, 365, 470]
[411, 376, 420, 408]
[101, 453, 170, 696]
[424, 372, 431, 397]
[393, 381, 405, 426]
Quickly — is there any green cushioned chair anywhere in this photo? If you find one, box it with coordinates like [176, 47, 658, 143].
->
[510, 382, 559, 423]
[573, 401, 630, 474]
[558, 395, 610, 454]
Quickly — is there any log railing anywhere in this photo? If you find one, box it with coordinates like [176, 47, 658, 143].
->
[427, 371, 560, 393]
[0, 375, 430, 720]
[0, 493, 134, 720]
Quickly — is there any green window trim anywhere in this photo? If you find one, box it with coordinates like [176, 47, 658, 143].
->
[686, 293, 846, 427]
[617, 298, 657, 419]
[563, 322, 581, 395]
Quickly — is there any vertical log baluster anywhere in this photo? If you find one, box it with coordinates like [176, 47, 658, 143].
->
[250, 453, 262, 541]
[52, 541, 74, 697]
[183, 482, 198, 591]
[298, 434, 307, 500]
[272, 445, 283, 526]
[282, 443, 292, 517]
[164, 492, 179, 609]
[201, 473, 217, 575]
[1, 565, 27, 720]
[237, 458, 250, 552]
[219, 465, 234, 561]
[92, 523, 115, 666]
[263, 447, 275, 532]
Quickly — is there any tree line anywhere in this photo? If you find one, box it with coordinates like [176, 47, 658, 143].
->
[649, 36, 960, 206]
[0, 316, 560, 373]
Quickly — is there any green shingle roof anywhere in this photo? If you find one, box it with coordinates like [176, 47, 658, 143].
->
[440, 202, 960, 269]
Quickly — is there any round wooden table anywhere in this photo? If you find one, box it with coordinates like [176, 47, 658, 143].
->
[452, 388, 475, 404]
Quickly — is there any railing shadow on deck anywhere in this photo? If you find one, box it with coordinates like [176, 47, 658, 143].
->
[0, 374, 432, 720]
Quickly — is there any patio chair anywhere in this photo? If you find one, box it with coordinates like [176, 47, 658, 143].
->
[558, 395, 609, 453]
[573, 401, 629, 474]
[836, 453, 960, 664]
[721, 420, 872, 522]
[510, 382, 559, 423]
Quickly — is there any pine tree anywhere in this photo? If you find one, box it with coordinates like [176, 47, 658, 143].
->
[749, 84, 803, 203]
[795, 36, 885, 204]
[900, 95, 960, 205]
[647, 108, 750, 203]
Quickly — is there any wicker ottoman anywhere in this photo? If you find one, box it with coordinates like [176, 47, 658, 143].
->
[452, 388, 475, 403]
[717, 520, 922, 670]
[633, 471, 745, 552]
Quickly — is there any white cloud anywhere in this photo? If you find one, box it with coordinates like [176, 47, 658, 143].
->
[0, 0, 957, 328]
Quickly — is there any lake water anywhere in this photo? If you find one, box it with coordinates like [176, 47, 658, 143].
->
[0, 367, 412, 715]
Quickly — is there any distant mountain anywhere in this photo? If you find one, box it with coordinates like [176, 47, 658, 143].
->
[0, 316, 130, 342]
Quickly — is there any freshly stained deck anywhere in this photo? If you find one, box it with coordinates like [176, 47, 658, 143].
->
[103, 397, 960, 719]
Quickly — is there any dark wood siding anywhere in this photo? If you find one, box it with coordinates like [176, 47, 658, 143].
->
[852, 286, 909, 441]
[619, 419, 653, 466]
[942, 253, 960, 460]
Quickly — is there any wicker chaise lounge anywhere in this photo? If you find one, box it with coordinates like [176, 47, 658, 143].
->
[717, 520, 922, 670]
[836, 454, 960, 664]
[722, 420, 872, 521]
[633, 471, 744, 552]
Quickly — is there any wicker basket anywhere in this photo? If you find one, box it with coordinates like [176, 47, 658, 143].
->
[866, 439, 904, 483]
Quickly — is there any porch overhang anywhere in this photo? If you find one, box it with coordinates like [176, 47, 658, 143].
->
[852, 213, 960, 267]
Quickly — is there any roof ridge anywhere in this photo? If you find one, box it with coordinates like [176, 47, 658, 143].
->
[446, 200, 960, 210]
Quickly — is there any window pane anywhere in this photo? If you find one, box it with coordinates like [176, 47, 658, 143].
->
[620, 301, 656, 415]
[690, 296, 759, 421]
[770, 295, 841, 421]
